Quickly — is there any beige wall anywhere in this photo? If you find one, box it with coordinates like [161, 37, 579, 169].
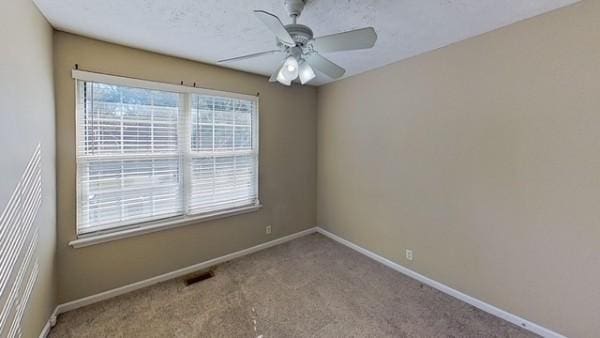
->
[21, 0, 600, 335]
[54, 32, 317, 303]
[317, 1, 599, 337]
[0, 0, 57, 337]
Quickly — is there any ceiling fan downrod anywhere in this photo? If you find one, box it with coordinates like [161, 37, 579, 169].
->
[284, 0, 305, 24]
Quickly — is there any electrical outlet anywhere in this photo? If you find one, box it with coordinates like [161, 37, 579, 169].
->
[265, 225, 272, 234]
[405, 249, 413, 261]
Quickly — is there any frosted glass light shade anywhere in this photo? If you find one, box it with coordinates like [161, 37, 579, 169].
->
[276, 56, 299, 85]
[298, 61, 316, 84]
[276, 68, 292, 86]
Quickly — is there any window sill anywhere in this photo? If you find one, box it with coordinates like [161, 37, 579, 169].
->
[69, 204, 262, 249]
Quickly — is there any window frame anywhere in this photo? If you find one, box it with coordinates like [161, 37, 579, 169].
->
[71, 70, 260, 248]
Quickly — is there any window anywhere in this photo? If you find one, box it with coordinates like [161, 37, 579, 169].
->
[75, 72, 259, 236]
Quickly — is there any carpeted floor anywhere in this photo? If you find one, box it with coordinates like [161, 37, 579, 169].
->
[49, 233, 537, 337]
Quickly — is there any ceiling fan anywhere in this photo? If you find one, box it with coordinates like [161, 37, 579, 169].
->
[217, 0, 377, 86]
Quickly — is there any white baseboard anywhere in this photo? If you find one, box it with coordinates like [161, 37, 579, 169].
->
[38, 307, 57, 338]
[315, 227, 566, 338]
[40, 226, 565, 338]
[39, 227, 318, 337]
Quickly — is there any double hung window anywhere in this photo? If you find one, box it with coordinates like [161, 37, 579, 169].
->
[75, 71, 259, 236]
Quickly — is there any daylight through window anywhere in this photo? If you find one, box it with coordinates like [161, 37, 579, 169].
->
[76, 77, 259, 235]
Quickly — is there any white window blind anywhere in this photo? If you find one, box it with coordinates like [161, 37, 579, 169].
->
[189, 95, 258, 214]
[76, 75, 259, 236]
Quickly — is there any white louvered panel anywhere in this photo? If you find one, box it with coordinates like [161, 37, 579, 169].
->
[77, 82, 179, 156]
[189, 154, 258, 214]
[0, 145, 42, 338]
[74, 73, 259, 236]
[188, 94, 258, 215]
[76, 81, 183, 234]
[77, 157, 183, 234]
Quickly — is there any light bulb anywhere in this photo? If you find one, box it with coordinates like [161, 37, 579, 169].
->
[298, 61, 316, 85]
[285, 56, 298, 71]
[280, 56, 299, 80]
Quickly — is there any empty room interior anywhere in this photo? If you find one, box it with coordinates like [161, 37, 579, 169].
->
[1, 0, 599, 337]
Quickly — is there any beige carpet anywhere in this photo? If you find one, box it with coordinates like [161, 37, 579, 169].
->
[49, 233, 537, 337]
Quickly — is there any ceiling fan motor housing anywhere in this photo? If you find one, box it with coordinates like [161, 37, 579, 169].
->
[285, 24, 313, 46]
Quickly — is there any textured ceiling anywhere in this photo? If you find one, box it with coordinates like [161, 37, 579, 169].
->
[34, 0, 578, 85]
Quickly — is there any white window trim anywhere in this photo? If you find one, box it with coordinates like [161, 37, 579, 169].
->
[70, 70, 260, 248]
[71, 70, 258, 101]
[69, 203, 262, 248]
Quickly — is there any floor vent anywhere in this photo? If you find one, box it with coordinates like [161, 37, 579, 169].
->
[184, 271, 214, 286]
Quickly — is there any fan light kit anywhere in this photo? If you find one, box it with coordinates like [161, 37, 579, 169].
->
[218, 0, 378, 86]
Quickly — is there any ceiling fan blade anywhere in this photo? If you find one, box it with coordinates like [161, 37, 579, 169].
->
[217, 50, 282, 63]
[305, 53, 345, 79]
[254, 10, 296, 47]
[312, 27, 377, 53]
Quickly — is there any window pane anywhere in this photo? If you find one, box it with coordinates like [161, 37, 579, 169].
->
[189, 155, 257, 213]
[189, 93, 258, 214]
[191, 125, 213, 151]
[234, 126, 252, 149]
[193, 95, 213, 123]
[77, 81, 182, 234]
[78, 158, 183, 234]
[234, 101, 252, 126]
[214, 125, 234, 150]
[191, 95, 256, 152]
[214, 98, 234, 124]
[79, 82, 179, 156]
[76, 79, 259, 234]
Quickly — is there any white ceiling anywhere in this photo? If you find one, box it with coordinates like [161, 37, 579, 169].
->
[34, 0, 577, 85]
